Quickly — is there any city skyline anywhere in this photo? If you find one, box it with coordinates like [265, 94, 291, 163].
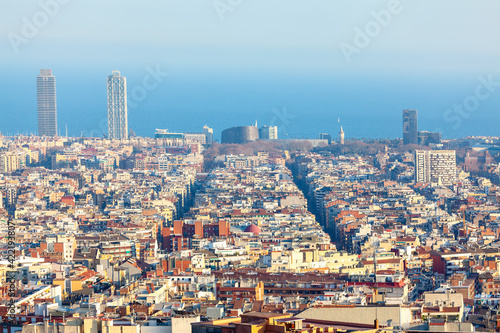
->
[1, 1, 499, 139]
[0, 0, 500, 333]
[8, 72, 500, 143]
[0, 66, 498, 140]
[9, 68, 495, 142]
[2, 2, 500, 331]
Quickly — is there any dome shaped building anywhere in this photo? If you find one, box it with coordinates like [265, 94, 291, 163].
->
[244, 224, 261, 236]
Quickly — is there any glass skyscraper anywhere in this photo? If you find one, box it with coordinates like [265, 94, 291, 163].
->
[402, 109, 418, 145]
[107, 70, 128, 140]
[37, 69, 57, 136]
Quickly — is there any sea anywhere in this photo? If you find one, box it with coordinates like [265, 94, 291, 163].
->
[1, 67, 499, 141]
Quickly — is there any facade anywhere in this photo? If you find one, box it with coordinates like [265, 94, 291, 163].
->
[183, 133, 206, 144]
[422, 291, 464, 322]
[203, 125, 214, 145]
[299, 306, 411, 329]
[0, 153, 20, 173]
[402, 109, 418, 145]
[154, 129, 207, 146]
[216, 280, 264, 302]
[5, 187, 17, 205]
[107, 71, 128, 140]
[100, 240, 136, 260]
[339, 126, 345, 145]
[259, 126, 278, 140]
[319, 133, 332, 144]
[430, 250, 471, 276]
[161, 220, 230, 252]
[221, 126, 259, 144]
[191, 312, 387, 333]
[155, 129, 184, 139]
[415, 150, 457, 186]
[37, 69, 57, 136]
[418, 131, 441, 146]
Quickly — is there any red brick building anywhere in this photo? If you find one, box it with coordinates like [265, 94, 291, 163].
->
[161, 220, 230, 251]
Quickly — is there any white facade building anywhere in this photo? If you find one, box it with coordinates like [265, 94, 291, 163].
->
[415, 150, 457, 186]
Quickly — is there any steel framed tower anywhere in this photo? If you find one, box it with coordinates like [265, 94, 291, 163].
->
[107, 70, 128, 140]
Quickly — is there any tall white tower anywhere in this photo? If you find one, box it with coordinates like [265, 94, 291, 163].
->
[37, 69, 57, 136]
[339, 126, 345, 145]
[203, 125, 214, 145]
[107, 70, 128, 140]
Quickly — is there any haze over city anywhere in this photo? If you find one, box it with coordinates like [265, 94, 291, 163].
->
[1, 0, 500, 139]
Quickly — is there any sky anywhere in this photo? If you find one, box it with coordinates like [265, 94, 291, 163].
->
[1, 0, 499, 139]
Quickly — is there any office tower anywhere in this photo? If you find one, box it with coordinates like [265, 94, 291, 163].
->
[37, 69, 57, 136]
[319, 133, 332, 144]
[402, 109, 418, 145]
[339, 126, 345, 145]
[221, 126, 259, 144]
[415, 150, 456, 186]
[203, 125, 214, 145]
[0, 191, 3, 209]
[107, 70, 128, 140]
[259, 126, 278, 140]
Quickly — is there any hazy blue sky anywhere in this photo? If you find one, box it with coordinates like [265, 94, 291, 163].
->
[1, 0, 499, 139]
